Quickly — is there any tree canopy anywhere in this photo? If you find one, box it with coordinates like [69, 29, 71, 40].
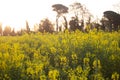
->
[3, 26, 11, 36]
[52, 4, 68, 15]
[52, 4, 68, 31]
[69, 2, 91, 20]
[102, 10, 120, 31]
[39, 18, 54, 33]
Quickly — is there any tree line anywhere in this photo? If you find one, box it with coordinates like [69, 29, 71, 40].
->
[0, 2, 120, 36]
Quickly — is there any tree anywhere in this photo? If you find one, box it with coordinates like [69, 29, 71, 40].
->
[69, 17, 80, 31]
[69, 2, 82, 19]
[52, 4, 68, 31]
[39, 18, 54, 33]
[103, 11, 120, 31]
[3, 26, 11, 36]
[26, 21, 30, 33]
[100, 18, 110, 31]
[69, 2, 92, 28]
[0, 23, 2, 36]
[10, 28, 16, 36]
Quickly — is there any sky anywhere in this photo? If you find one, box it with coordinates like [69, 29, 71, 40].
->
[0, 0, 119, 31]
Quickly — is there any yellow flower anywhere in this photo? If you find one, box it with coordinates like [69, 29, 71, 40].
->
[26, 67, 34, 75]
[48, 69, 59, 80]
[3, 53, 9, 59]
[50, 47, 56, 53]
[71, 53, 77, 60]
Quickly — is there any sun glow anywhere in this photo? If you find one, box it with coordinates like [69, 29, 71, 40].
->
[0, 0, 119, 31]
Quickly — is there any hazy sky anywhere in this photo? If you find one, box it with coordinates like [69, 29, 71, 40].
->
[0, 0, 119, 30]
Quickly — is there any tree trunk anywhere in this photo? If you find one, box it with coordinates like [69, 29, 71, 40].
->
[56, 15, 59, 32]
[63, 16, 68, 30]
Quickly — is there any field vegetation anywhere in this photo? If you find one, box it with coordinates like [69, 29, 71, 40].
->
[0, 30, 120, 80]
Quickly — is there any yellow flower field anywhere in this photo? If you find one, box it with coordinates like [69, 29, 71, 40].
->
[0, 30, 120, 80]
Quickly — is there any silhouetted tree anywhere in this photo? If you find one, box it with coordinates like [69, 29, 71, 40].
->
[69, 2, 92, 28]
[90, 22, 101, 31]
[0, 23, 2, 36]
[103, 11, 120, 31]
[26, 21, 30, 33]
[70, 2, 82, 19]
[39, 18, 54, 33]
[16, 29, 24, 36]
[100, 18, 109, 31]
[3, 26, 11, 36]
[10, 28, 16, 36]
[52, 4, 68, 31]
[69, 17, 80, 31]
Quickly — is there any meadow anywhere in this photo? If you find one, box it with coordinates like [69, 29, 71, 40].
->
[0, 30, 120, 80]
